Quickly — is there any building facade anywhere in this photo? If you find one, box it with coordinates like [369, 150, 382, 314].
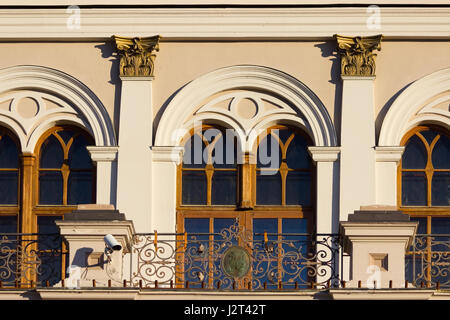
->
[0, 1, 449, 300]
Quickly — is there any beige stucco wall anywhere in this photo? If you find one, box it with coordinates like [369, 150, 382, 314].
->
[0, 42, 117, 129]
[375, 41, 450, 141]
[0, 40, 448, 144]
[152, 41, 338, 128]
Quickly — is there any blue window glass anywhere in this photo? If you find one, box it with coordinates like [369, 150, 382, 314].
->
[40, 135, 64, 169]
[432, 135, 450, 169]
[39, 171, 63, 205]
[402, 135, 427, 169]
[182, 171, 207, 205]
[256, 171, 282, 205]
[211, 171, 237, 205]
[0, 135, 18, 169]
[286, 172, 311, 206]
[402, 172, 427, 206]
[286, 134, 311, 170]
[68, 135, 92, 170]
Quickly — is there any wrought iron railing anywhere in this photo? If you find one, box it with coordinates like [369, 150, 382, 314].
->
[406, 234, 450, 288]
[130, 223, 342, 290]
[0, 233, 67, 288]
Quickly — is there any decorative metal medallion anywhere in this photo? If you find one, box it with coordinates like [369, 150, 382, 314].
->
[221, 245, 251, 278]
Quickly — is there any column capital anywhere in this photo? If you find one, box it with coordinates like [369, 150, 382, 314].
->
[151, 146, 184, 164]
[112, 35, 160, 78]
[307, 146, 341, 162]
[334, 34, 382, 77]
[375, 146, 405, 163]
[87, 146, 119, 162]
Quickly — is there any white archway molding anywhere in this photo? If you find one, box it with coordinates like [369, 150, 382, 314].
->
[0, 65, 116, 152]
[379, 67, 450, 146]
[154, 65, 337, 151]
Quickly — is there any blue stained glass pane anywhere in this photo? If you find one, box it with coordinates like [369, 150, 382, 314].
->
[286, 134, 311, 169]
[410, 217, 427, 235]
[183, 134, 207, 169]
[56, 129, 74, 144]
[211, 171, 236, 205]
[431, 217, 450, 235]
[256, 171, 282, 205]
[0, 135, 18, 168]
[213, 218, 237, 284]
[432, 135, 450, 169]
[68, 135, 92, 169]
[212, 133, 237, 169]
[68, 171, 94, 205]
[420, 130, 438, 146]
[0, 171, 18, 204]
[0, 216, 17, 233]
[432, 172, 450, 206]
[184, 218, 209, 288]
[281, 219, 308, 288]
[277, 129, 292, 144]
[39, 171, 63, 204]
[257, 134, 281, 169]
[253, 219, 278, 289]
[185, 218, 209, 235]
[182, 171, 207, 205]
[286, 172, 311, 206]
[38, 216, 62, 234]
[402, 172, 427, 206]
[0, 216, 18, 284]
[402, 135, 427, 169]
[37, 216, 64, 286]
[282, 218, 308, 234]
[40, 135, 64, 169]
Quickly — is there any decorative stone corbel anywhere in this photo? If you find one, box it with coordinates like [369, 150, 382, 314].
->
[112, 35, 160, 77]
[334, 34, 382, 77]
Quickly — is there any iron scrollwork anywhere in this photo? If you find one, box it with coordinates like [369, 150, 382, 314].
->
[131, 223, 341, 290]
[0, 233, 67, 287]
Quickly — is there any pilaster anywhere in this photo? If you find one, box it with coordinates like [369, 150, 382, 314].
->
[151, 146, 184, 234]
[112, 35, 160, 233]
[87, 146, 119, 206]
[335, 34, 382, 222]
[375, 147, 405, 206]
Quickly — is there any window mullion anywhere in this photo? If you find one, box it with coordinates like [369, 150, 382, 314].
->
[20, 153, 35, 234]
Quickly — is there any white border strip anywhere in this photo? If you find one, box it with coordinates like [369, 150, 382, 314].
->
[0, 7, 449, 40]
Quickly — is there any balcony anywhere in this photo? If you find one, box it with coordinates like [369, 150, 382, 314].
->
[129, 223, 342, 290]
[0, 233, 67, 288]
[0, 229, 449, 296]
[406, 234, 450, 289]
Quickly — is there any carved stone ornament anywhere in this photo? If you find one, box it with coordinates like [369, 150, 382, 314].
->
[112, 35, 160, 77]
[334, 34, 382, 77]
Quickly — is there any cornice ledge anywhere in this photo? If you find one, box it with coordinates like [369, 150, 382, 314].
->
[151, 146, 184, 164]
[375, 146, 405, 162]
[87, 146, 119, 162]
[307, 146, 341, 162]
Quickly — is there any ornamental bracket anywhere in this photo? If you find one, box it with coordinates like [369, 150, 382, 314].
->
[112, 35, 161, 77]
[334, 34, 382, 77]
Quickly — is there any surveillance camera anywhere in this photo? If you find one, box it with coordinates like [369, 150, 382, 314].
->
[104, 234, 122, 251]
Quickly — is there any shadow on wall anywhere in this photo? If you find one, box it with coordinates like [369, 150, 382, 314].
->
[95, 42, 122, 140]
[375, 82, 413, 145]
[153, 83, 188, 146]
[314, 41, 341, 145]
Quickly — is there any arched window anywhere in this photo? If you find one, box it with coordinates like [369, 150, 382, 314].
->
[0, 128, 20, 233]
[0, 125, 96, 235]
[181, 126, 237, 206]
[177, 124, 314, 288]
[38, 127, 95, 206]
[400, 126, 450, 286]
[399, 126, 450, 214]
